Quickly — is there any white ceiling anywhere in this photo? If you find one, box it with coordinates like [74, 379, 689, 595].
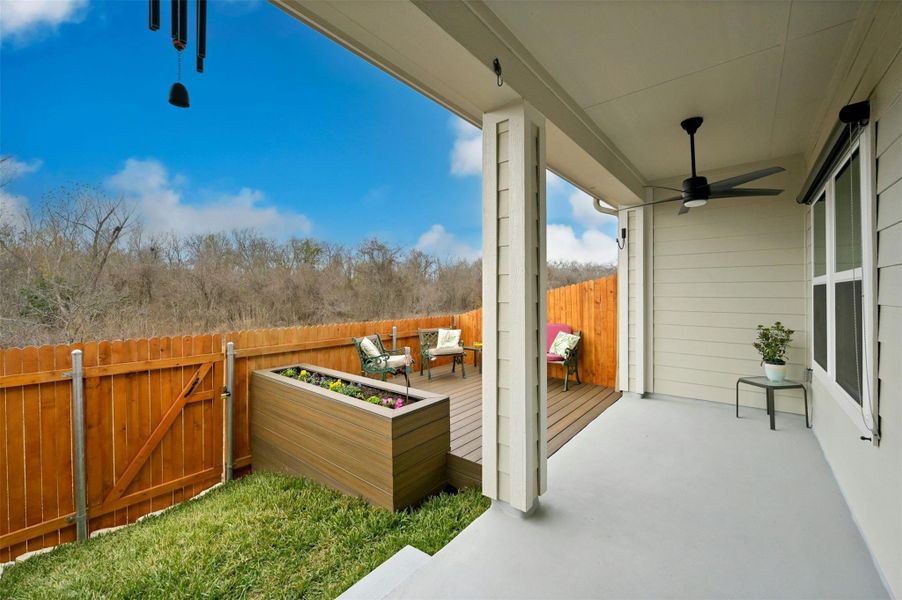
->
[486, 0, 863, 180]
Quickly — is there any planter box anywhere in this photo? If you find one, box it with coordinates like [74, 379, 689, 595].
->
[250, 364, 450, 510]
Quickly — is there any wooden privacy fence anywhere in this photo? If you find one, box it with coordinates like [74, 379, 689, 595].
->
[457, 274, 618, 388]
[0, 275, 616, 562]
[0, 316, 454, 562]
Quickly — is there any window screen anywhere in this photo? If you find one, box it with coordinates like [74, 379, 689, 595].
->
[813, 284, 827, 370]
[813, 194, 826, 277]
[834, 280, 862, 404]
[834, 152, 861, 272]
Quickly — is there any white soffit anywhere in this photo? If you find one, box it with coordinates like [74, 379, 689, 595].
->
[272, 0, 645, 207]
[486, 0, 865, 181]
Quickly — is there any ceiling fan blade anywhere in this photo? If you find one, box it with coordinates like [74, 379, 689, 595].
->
[623, 194, 684, 209]
[708, 188, 783, 199]
[678, 204, 690, 215]
[708, 166, 784, 192]
[644, 184, 683, 193]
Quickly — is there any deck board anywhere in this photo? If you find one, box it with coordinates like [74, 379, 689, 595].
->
[404, 364, 621, 487]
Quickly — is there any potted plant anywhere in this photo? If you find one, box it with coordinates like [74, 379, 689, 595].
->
[754, 322, 794, 382]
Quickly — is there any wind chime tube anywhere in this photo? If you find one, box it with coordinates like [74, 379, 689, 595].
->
[149, 0, 160, 30]
[178, 0, 188, 47]
[170, 0, 178, 42]
[196, 0, 207, 73]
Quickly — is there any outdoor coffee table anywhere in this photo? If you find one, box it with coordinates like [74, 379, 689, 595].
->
[463, 345, 482, 374]
[736, 376, 809, 431]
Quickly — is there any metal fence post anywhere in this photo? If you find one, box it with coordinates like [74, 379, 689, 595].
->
[392, 326, 397, 351]
[225, 342, 235, 481]
[70, 349, 88, 541]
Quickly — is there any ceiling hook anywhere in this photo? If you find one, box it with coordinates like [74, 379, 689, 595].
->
[493, 58, 503, 87]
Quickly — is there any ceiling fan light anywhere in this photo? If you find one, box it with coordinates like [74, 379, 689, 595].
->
[684, 198, 707, 208]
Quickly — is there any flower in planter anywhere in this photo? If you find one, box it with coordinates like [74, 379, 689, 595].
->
[394, 399, 404, 409]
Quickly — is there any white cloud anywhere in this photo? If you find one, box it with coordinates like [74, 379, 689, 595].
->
[0, 190, 28, 229]
[0, 0, 87, 45]
[0, 156, 40, 229]
[1, 157, 42, 178]
[415, 224, 480, 261]
[567, 189, 616, 229]
[105, 158, 312, 238]
[546, 224, 617, 265]
[449, 117, 481, 177]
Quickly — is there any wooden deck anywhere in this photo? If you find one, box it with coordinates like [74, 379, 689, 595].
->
[406, 363, 622, 488]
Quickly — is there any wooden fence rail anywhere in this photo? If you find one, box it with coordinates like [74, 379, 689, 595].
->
[0, 274, 616, 562]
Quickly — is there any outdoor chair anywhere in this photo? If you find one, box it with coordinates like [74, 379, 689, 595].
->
[353, 334, 413, 387]
[418, 328, 466, 381]
[547, 324, 581, 391]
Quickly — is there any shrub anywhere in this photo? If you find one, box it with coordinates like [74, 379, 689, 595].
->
[754, 321, 794, 365]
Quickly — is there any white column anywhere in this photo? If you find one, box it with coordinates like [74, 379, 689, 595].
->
[481, 101, 547, 514]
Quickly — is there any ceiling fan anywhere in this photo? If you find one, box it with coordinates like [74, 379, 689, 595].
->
[639, 117, 784, 215]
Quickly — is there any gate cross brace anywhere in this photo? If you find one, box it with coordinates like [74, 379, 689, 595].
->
[103, 362, 214, 504]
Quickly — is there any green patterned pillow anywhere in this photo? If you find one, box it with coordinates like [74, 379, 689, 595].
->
[437, 328, 461, 349]
[549, 331, 579, 358]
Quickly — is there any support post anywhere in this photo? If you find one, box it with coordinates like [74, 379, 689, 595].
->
[391, 325, 397, 351]
[70, 349, 88, 541]
[225, 341, 235, 481]
[481, 100, 547, 514]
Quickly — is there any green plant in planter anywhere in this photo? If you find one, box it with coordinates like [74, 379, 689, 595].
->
[754, 321, 794, 365]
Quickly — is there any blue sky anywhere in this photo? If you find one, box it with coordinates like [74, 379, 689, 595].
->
[0, 0, 616, 263]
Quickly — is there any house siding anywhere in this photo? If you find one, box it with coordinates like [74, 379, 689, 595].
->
[650, 159, 810, 414]
[811, 44, 902, 597]
[627, 209, 639, 391]
[495, 119, 512, 501]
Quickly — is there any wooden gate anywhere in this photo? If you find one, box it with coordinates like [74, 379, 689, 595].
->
[0, 334, 224, 561]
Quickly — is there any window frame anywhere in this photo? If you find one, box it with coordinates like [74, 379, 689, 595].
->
[808, 125, 877, 432]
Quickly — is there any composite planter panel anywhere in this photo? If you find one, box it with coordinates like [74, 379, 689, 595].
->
[250, 364, 450, 510]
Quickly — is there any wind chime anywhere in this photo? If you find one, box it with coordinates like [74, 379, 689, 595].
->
[148, 0, 206, 108]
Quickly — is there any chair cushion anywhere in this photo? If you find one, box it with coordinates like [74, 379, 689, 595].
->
[436, 328, 461, 349]
[428, 346, 464, 357]
[360, 337, 381, 357]
[546, 323, 572, 352]
[549, 331, 580, 359]
[386, 354, 411, 369]
[547, 353, 565, 362]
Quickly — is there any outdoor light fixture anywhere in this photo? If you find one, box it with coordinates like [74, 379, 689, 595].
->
[148, 0, 207, 108]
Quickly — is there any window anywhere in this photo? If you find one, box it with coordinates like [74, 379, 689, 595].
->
[809, 136, 874, 423]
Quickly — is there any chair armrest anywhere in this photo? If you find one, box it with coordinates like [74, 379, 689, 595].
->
[362, 353, 391, 370]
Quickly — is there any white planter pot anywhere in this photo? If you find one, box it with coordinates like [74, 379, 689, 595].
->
[764, 362, 786, 383]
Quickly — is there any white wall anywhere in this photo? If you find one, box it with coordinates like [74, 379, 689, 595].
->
[810, 47, 902, 596]
[649, 158, 810, 414]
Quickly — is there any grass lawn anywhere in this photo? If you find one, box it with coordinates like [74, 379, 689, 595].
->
[0, 472, 489, 599]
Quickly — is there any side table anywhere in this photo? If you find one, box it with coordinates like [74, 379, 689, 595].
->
[463, 345, 482, 374]
[736, 376, 810, 431]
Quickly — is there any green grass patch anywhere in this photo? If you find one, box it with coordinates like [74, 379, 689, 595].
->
[0, 472, 489, 599]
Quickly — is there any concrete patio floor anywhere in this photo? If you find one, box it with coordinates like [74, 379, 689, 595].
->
[388, 394, 889, 599]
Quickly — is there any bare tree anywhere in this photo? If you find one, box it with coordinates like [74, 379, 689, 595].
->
[0, 185, 614, 347]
